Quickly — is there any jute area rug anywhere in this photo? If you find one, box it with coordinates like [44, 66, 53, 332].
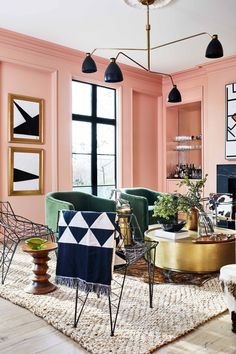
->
[0, 250, 227, 354]
[122, 258, 217, 286]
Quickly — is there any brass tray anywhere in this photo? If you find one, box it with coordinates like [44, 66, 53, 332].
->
[192, 233, 236, 244]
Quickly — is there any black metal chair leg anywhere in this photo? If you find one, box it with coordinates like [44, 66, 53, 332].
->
[74, 284, 89, 328]
[147, 245, 156, 308]
[109, 267, 127, 336]
[1, 238, 18, 285]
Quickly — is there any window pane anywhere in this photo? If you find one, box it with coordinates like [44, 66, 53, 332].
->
[97, 155, 115, 185]
[73, 186, 92, 194]
[72, 121, 91, 153]
[97, 86, 115, 119]
[97, 186, 115, 199]
[72, 154, 91, 186]
[97, 124, 115, 154]
[72, 81, 92, 115]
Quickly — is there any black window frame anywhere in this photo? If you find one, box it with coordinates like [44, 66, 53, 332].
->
[72, 80, 117, 196]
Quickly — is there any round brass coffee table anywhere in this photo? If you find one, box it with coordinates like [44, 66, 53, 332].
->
[145, 227, 236, 273]
[21, 242, 57, 294]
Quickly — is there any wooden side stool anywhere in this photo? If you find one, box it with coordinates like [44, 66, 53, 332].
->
[220, 264, 236, 333]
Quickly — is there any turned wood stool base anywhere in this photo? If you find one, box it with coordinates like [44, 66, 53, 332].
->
[22, 242, 57, 295]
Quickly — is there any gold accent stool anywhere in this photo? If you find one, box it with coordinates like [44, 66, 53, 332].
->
[145, 227, 236, 273]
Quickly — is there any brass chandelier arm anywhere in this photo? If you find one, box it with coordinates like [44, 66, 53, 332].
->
[115, 51, 174, 84]
[90, 30, 212, 56]
[115, 51, 149, 71]
[150, 32, 212, 51]
[91, 47, 148, 55]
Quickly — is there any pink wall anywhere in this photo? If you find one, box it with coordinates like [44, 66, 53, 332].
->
[1, 27, 236, 224]
[133, 90, 158, 188]
[0, 28, 162, 223]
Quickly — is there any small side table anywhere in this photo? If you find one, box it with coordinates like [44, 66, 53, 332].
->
[21, 242, 57, 295]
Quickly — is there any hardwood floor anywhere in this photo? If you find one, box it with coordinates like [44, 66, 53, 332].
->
[0, 298, 235, 354]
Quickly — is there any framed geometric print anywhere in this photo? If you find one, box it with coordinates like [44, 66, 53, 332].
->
[8, 94, 44, 144]
[225, 83, 236, 159]
[9, 147, 44, 196]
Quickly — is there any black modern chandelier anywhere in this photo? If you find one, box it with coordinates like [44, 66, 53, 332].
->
[81, 0, 224, 103]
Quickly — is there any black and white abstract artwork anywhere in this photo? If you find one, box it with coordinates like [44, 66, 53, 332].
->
[9, 94, 43, 143]
[9, 148, 43, 195]
[226, 83, 236, 159]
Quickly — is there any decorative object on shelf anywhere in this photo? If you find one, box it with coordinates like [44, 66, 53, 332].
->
[81, 0, 223, 103]
[8, 147, 44, 196]
[25, 237, 48, 250]
[8, 94, 44, 144]
[225, 82, 236, 159]
[176, 145, 202, 151]
[171, 163, 202, 180]
[175, 135, 202, 142]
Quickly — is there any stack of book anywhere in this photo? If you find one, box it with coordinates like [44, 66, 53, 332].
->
[154, 229, 189, 240]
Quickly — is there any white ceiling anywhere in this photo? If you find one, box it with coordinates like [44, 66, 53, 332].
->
[0, 0, 235, 74]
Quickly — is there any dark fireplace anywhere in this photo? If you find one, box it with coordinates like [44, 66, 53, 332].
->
[217, 164, 236, 229]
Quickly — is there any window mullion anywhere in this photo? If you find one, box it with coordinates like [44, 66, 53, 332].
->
[91, 85, 97, 195]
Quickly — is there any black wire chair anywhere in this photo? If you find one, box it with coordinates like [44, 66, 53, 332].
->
[56, 210, 158, 336]
[74, 240, 158, 336]
[0, 201, 55, 284]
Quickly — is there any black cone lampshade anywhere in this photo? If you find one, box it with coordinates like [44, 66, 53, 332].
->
[205, 35, 223, 59]
[82, 53, 97, 73]
[104, 58, 123, 83]
[168, 85, 182, 103]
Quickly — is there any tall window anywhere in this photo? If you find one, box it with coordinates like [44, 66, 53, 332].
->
[72, 80, 117, 198]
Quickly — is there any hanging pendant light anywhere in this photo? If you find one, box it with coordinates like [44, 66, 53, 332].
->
[82, 53, 97, 73]
[168, 85, 182, 103]
[104, 58, 123, 83]
[205, 34, 223, 59]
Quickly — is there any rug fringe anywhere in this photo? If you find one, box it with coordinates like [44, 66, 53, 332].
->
[55, 275, 111, 296]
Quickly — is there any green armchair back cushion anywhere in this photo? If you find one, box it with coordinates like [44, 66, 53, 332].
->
[45, 191, 116, 233]
[120, 188, 163, 240]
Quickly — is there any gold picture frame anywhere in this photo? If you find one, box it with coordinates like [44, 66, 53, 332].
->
[8, 94, 44, 144]
[9, 147, 44, 196]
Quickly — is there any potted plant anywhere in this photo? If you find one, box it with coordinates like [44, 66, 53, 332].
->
[177, 174, 208, 230]
[153, 193, 185, 232]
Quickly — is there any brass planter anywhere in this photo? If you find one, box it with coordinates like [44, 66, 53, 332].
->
[186, 208, 198, 231]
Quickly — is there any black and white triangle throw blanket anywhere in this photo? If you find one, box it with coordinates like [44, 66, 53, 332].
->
[55, 210, 117, 296]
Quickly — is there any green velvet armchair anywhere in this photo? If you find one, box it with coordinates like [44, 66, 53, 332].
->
[120, 188, 163, 241]
[45, 191, 116, 234]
